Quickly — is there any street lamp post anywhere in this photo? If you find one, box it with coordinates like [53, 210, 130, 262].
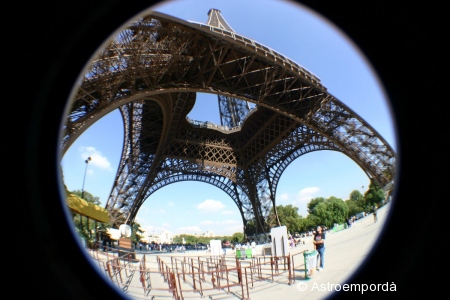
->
[81, 156, 92, 199]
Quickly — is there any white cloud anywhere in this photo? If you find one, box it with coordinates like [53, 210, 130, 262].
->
[223, 219, 239, 225]
[135, 216, 148, 226]
[200, 220, 214, 225]
[294, 187, 320, 205]
[196, 199, 225, 212]
[168, 201, 175, 206]
[199, 219, 239, 226]
[221, 224, 243, 235]
[178, 226, 202, 233]
[211, 220, 242, 235]
[140, 225, 155, 233]
[175, 219, 243, 236]
[79, 146, 113, 171]
[276, 192, 290, 204]
[222, 210, 234, 215]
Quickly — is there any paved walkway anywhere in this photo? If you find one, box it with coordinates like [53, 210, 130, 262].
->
[93, 204, 389, 300]
[250, 205, 388, 300]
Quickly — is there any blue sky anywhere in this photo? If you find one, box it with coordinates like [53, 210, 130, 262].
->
[60, 0, 397, 237]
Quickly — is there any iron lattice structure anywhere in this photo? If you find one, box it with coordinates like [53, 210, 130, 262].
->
[61, 9, 396, 236]
[208, 8, 252, 128]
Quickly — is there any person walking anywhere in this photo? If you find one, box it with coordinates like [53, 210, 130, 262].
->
[373, 205, 378, 223]
[313, 225, 326, 271]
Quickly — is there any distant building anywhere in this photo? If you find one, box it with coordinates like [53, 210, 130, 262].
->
[160, 229, 174, 244]
[142, 229, 174, 244]
[203, 230, 215, 237]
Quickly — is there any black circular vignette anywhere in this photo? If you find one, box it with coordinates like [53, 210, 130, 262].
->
[7, 1, 445, 299]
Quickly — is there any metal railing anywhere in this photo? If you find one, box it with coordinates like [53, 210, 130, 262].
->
[87, 247, 309, 299]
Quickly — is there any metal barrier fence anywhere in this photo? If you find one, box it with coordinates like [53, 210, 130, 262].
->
[87, 247, 308, 299]
[168, 255, 249, 299]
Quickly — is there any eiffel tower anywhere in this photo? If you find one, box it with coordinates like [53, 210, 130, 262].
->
[61, 9, 396, 238]
[206, 9, 252, 128]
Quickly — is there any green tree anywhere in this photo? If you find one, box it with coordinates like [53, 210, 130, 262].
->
[66, 185, 110, 248]
[346, 190, 365, 217]
[69, 189, 102, 247]
[268, 205, 302, 234]
[309, 196, 348, 228]
[131, 222, 144, 246]
[109, 207, 127, 229]
[230, 232, 244, 243]
[300, 216, 317, 232]
[71, 189, 101, 205]
[345, 199, 361, 217]
[364, 180, 385, 210]
[307, 197, 325, 214]
[73, 217, 94, 246]
[349, 190, 365, 207]
[173, 234, 195, 244]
